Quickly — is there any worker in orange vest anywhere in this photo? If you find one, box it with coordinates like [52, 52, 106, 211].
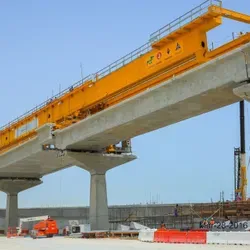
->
[160, 221, 166, 229]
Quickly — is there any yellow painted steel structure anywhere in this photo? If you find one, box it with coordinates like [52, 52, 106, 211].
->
[239, 164, 247, 201]
[0, 0, 250, 155]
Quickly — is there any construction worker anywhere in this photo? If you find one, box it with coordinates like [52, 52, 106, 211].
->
[160, 221, 166, 229]
[203, 219, 208, 227]
[174, 204, 178, 217]
[199, 221, 203, 228]
[210, 218, 215, 226]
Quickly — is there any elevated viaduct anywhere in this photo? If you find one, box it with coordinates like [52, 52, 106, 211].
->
[0, 0, 250, 232]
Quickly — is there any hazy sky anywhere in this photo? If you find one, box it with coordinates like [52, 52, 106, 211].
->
[0, 0, 250, 208]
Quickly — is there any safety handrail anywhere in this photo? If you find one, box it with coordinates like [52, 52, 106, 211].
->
[0, 0, 222, 132]
[0, 74, 92, 131]
[0, 44, 152, 131]
[149, 0, 222, 43]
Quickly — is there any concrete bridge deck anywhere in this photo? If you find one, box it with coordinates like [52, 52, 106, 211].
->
[1, 42, 250, 177]
[53, 43, 250, 151]
[0, 42, 250, 232]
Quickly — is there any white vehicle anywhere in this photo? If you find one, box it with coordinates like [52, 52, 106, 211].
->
[70, 224, 91, 237]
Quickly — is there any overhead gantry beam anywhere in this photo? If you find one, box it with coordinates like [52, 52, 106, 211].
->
[209, 5, 250, 24]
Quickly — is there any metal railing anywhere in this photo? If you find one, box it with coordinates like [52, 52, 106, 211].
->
[0, 75, 91, 131]
[95, 42, 151, 79]
[0, 0, 222, 132]
[149, 0, 222, 44]
[0, 42, 152, 132]
[208, 31, 247, 51]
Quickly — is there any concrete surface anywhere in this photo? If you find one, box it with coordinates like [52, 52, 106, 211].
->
[0, 238, 249, 250]
[6, 194, 17, 231]
[0, 153, 136, 231]
[89, 174, 109, 230]
[67, 152, 137, 230]
[233, 82, 250, 100]
[53, 43, 250, 151]
[69, 152, 136, 230]
[0, 179, 42, 194]
[0, 179, 42, 232]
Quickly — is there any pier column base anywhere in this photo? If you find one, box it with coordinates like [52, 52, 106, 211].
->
[0, 178, 42, 233]
[90, 173, 109, 230]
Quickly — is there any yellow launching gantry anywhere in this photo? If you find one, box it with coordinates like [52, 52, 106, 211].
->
[0, 0, 250, 155]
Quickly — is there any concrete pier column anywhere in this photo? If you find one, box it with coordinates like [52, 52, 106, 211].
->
[66, 151, 137, 231]
[90, 172, 109, 230]
[0, 178, 42, 233]
[6, 193, 18, 229]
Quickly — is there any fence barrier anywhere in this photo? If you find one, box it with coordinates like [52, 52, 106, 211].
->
[207, 232, 250, 245]
[138, 229, 157, 242]
[154, 230, 206, 244]
[138, 229, 250, 245]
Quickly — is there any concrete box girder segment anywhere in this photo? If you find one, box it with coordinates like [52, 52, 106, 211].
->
[0, 124, 55, 178]
[53, 43, 250, 152]
[233, 82, 250, 101]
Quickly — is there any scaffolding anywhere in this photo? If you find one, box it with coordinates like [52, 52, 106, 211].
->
[108, 201, 250, 230]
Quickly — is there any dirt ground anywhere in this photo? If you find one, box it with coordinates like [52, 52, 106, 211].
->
[1, 237, 249, 250]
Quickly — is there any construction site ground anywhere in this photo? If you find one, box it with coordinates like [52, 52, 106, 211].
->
[1, 237, 249, 250]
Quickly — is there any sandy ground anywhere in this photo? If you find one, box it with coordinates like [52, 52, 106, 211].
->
[0, 237, 249, 250]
